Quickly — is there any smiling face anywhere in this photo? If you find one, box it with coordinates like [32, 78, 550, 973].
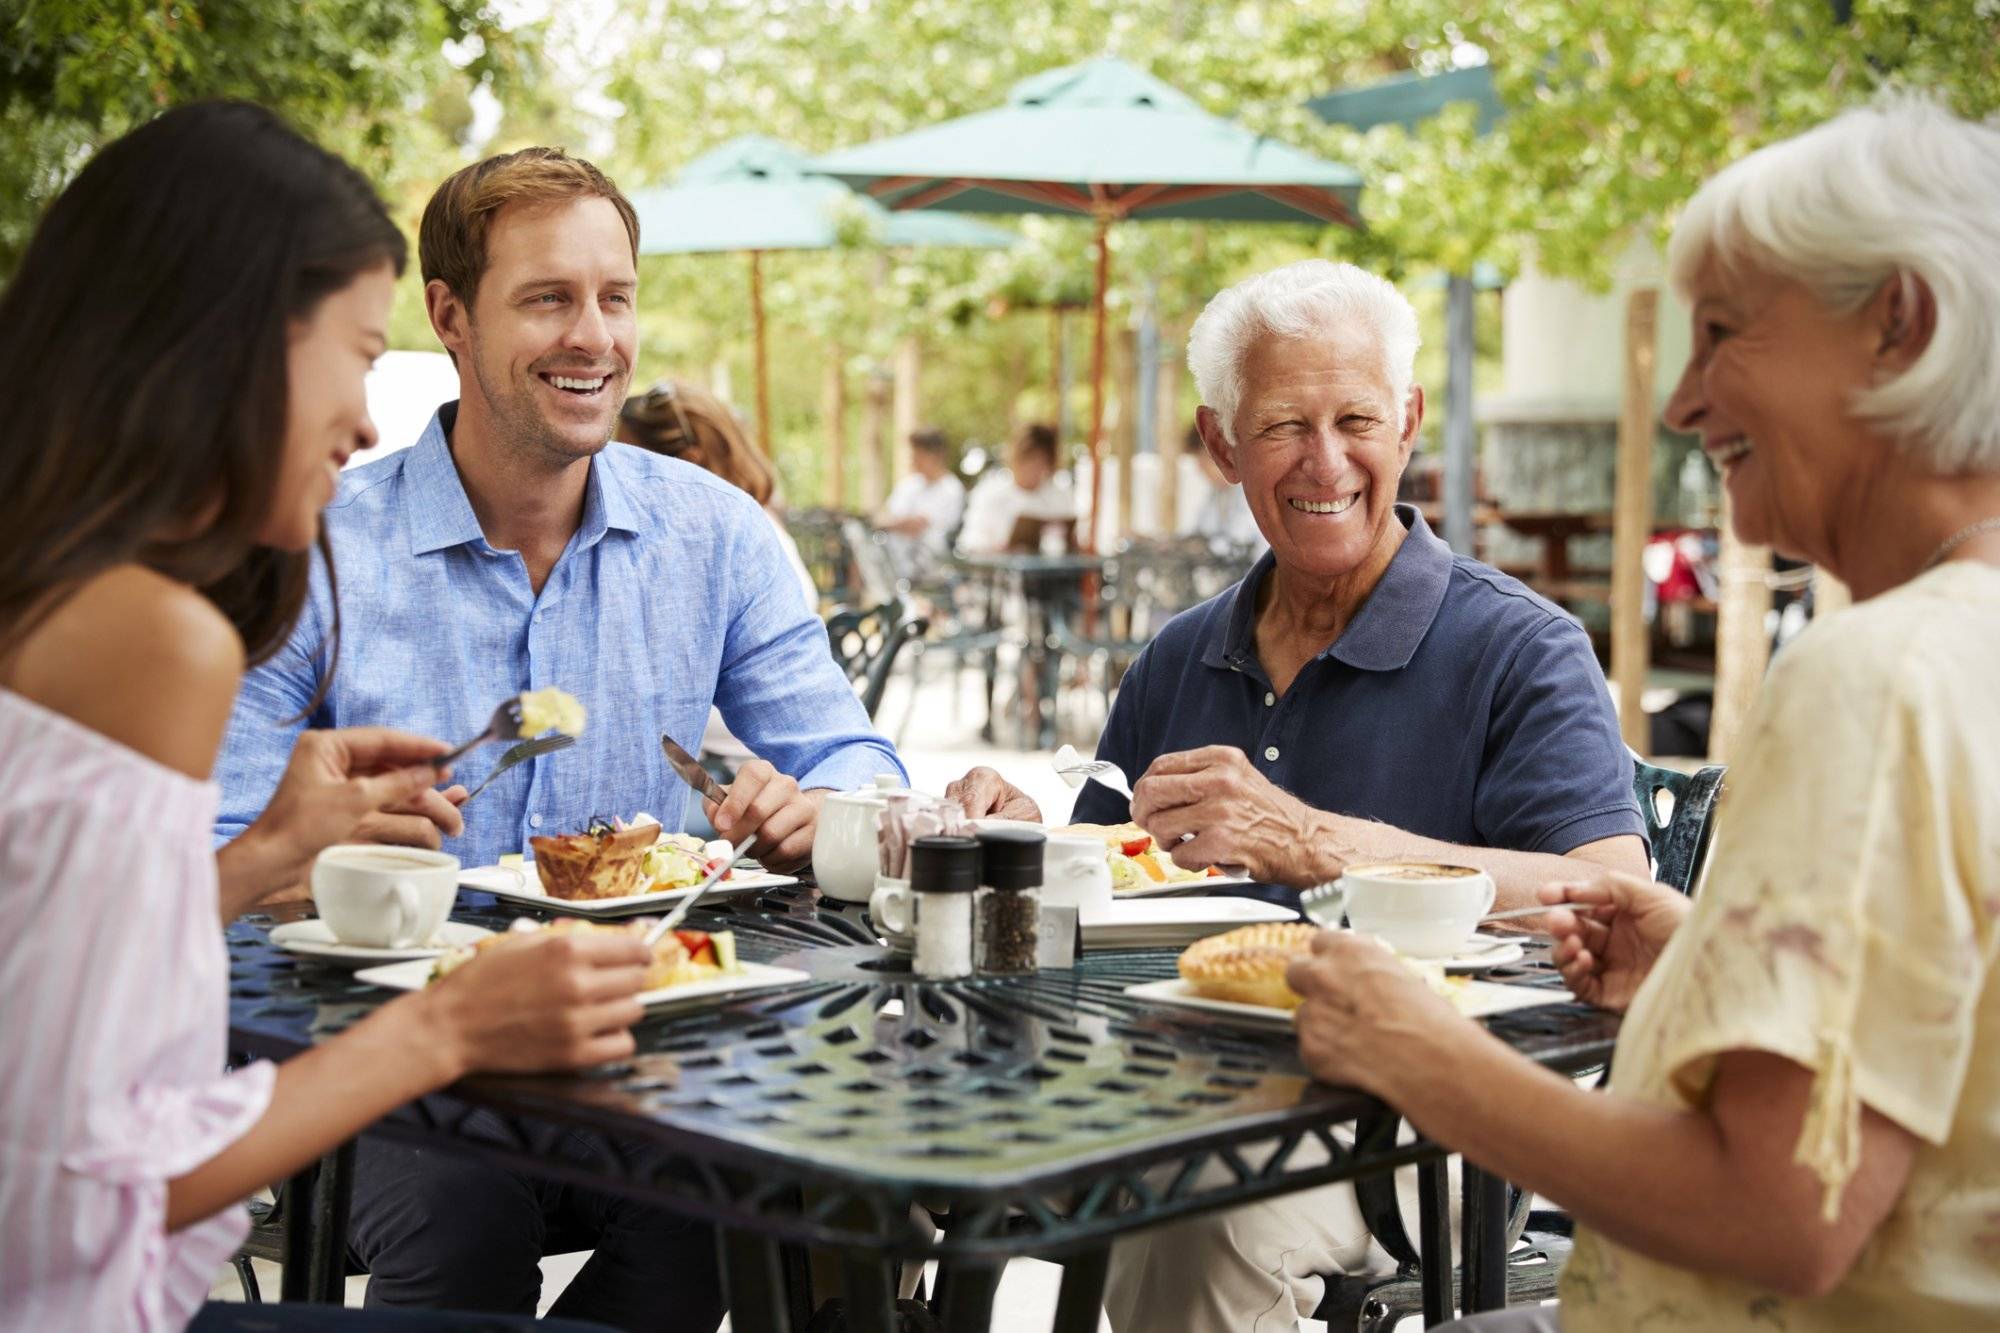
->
[1663, 256, 1887, 561]
[432, 195, 637, 467]
[260, 261, 395, 550]
[1206, 325, 1421, 583]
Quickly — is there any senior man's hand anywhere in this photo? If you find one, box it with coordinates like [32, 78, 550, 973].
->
[705, 759, 826, 873]
[1129, 745, 1337, 886]
[945, 766, 1043, 822]
[1286, 929, 1477, 1100]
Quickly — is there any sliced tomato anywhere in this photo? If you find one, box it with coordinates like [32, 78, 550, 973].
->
[701, 858, 734, 880]
[1119, 836, 1153, 858]
[674, 930, 718, 965]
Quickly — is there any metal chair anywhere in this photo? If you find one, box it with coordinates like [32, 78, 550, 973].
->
[826, 600, 929, 721]
[1314, 752, 1729, 1329]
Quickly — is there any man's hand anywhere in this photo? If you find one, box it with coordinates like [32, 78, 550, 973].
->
[220, 728, 464, 914]
[1539, 872, 1690, 1012]
[1286, 929, 1478, 1100]
[1129, 745, 1334, 886]
[705, 759, 825, 872]
[945, 766, 1043, 822]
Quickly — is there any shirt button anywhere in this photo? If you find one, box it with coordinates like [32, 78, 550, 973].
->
[1263, 692, 1275, 707]
[1263, 746, 1280, 762]
[528, 814, 543, 829]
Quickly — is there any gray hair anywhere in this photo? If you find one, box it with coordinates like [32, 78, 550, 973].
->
[1186, 260, 1422, 446]
[1667, 95, 2000, 474]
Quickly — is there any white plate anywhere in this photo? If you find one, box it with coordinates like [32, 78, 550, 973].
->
[1079, 898, 1295, 951]
[458, 864, 798, 919]
[270, 919, 492, 966]
[1440, 935, 1526, 972]
[1123, 976, 1571, 1026]
[355, 956, 814, 1011]
[1110, 874, 1259, 899]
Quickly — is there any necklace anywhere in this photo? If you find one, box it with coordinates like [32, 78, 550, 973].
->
[1922, 516, 2000, 572]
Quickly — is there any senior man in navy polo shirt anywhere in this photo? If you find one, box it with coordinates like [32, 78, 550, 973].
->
[952, 259, 1648, 1330]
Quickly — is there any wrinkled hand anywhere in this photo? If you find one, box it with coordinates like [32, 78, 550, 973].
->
[705, 759, 824, 872]
[1539, 872, 1689, 1013]
[236, 728, 463, 901]
[1130, 746, 1329, 886]
[945, 766, 1043, 822]
[1286, 929, 1474, 1100]
[419, 928, 650, 1075]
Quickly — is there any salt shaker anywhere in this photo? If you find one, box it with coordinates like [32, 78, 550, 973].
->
[974, 827, 1043, 974]
[909, 835, 978, 980]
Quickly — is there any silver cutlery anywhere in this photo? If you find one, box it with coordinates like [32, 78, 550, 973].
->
[644, 834, 758, 947]
[436, 696, 528, 768]
[661, 735, 731, 807]
[461, 734, 576, 803]
[1052, 744, 1133, 800]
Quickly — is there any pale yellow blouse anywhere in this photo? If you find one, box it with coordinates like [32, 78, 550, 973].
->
[1561, 562, 2000, 1331]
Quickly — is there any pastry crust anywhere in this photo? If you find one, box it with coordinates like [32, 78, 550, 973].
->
[528, 824, 659, 900]
[1177, 922, 1321, 1009]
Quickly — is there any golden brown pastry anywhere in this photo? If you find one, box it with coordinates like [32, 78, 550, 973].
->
[1177, 922, 1322, 1009]
[528, 823, 659, 900]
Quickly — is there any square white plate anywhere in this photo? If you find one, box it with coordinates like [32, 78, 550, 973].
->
[355, 955, 813, 1011]
[458, 864, 798, 918]
[1079, 898, 1295, 950]
[1110, 873, 1259, 899]
[1122, 977, 1571, 1026]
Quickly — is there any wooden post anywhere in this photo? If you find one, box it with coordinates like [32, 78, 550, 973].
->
[1611, 289, 1658, 755]
[1114, 323, 1139, 541]
[1155, 320, 1183, 535]
[858, 364, 891, 512]
[891, 335, 922, 488]
[1085, 215, 1112, 553]
[822, 343, 848, 510]
[1048, 306, 1064, 427]
[1443, 273, 1478, 556]
[1710, 492, 1773, 764]
[748, 250, 772, 454]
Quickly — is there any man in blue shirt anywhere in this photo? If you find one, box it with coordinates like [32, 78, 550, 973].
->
[952, 260, 1648, 1331]
[215, 148, 901, 1329]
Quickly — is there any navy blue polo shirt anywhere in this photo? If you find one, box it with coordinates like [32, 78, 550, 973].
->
[1073, 507, 1646, 858]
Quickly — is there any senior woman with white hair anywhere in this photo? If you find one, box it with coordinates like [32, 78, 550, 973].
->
[1291, 96, 2000, 1332]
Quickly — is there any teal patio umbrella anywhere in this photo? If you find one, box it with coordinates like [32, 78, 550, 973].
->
[815, 57, 1364, 546]
[628, 136, 1014, 452]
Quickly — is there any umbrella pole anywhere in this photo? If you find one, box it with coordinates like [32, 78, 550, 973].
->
[750, 250, 772, 455]
[1086, 215, 1111, 553]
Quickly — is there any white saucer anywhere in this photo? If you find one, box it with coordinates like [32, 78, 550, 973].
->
[270, 919, 492, 967]
[1438, 934, 1525, 971]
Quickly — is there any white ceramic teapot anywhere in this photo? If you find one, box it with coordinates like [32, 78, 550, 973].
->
[811, 775, 905, 903]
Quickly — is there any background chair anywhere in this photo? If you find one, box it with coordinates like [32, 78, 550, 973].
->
[825, 599, 929, 721]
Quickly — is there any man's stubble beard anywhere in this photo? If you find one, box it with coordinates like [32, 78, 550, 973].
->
[465, 332, 620, 472]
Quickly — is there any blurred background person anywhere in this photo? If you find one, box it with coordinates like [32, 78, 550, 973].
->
[956, 421, 1076, 554]
[875, 426, 965, 557]
[1176, 421, 1265, 550]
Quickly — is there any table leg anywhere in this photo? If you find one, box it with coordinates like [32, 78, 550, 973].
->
[936, 1260, 1000, 1333]
[1416, 1157, 1454, 1326]
[841, 1251, 898, 1333]
[281, 1143, 353, 1304]
[1461, 1163, 1510, 1312]
[718, 1227, 792, 1333]
[1052, 1245, 1109, 1333]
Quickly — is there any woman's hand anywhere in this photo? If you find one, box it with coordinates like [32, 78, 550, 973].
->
[416, 928, 651, 1076]
[1538, 872, 1690, 1012]
[1284, 929, 1479, 1101]
[217, 728, 465, 914]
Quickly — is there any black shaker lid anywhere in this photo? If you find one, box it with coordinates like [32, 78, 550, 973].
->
[975, 826, 1045, 889]
[910, 835, 981, 894]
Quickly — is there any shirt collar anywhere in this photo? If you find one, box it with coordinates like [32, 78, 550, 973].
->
[403, 402, 643, 556]
[1202, 504, 1455, 675]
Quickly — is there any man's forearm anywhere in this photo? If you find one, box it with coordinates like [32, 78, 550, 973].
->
[1297, 815, 1646, 911]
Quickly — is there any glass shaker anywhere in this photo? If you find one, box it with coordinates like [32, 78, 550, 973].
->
[909, 835, 978, 980]
[974, 827, 1044, 974]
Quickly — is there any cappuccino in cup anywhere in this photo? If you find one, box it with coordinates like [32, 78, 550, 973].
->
[311, 844, 460, 949]
[1339, 861, 1494, 958]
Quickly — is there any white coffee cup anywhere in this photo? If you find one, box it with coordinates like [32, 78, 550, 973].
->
[869, 874, 917, 952]
[1339, 862, 1495, 959]
[1041, 834, 1113, 920]
[311, 844, 460, 949]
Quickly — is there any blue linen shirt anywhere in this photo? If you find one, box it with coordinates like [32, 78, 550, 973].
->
[1072, 507, 1645, 858]
[215, 405, 905, 867]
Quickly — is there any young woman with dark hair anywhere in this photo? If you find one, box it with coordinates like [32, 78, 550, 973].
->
[0, 103, 645, 1330]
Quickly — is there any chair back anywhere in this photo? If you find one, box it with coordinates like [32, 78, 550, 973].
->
[1631, 751, 1726, 893]
[825, 600, 929, 719]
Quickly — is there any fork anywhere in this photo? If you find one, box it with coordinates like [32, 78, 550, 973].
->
[461, 734, 576, 804]
[1300, 879, 1347, 929]
[435, 696, 528, 768]
[1052, 743, 1133, 800]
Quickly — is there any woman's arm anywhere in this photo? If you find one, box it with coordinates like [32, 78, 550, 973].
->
[1289, 935, 1919, 1299]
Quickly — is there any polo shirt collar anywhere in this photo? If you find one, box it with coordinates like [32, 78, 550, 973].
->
[404, 402, 642, 556]
[1202, 504, 1455, 675]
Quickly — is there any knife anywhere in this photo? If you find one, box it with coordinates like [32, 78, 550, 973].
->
[661, 735, 730, 808]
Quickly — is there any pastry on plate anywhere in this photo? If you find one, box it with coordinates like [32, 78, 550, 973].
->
[528, 820, 659, 900]
[1176, 921, 1321, 1009]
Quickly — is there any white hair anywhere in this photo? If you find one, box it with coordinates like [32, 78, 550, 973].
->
[1667, 94, 2000, 474]
[1186, 260, 1421, 445]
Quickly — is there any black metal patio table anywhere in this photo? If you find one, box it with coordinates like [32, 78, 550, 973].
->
[953, 552, 1107, 749]
[227, 887, 1618, 1331]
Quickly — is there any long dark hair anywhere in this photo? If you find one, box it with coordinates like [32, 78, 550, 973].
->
[0, 101, 405, 672]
